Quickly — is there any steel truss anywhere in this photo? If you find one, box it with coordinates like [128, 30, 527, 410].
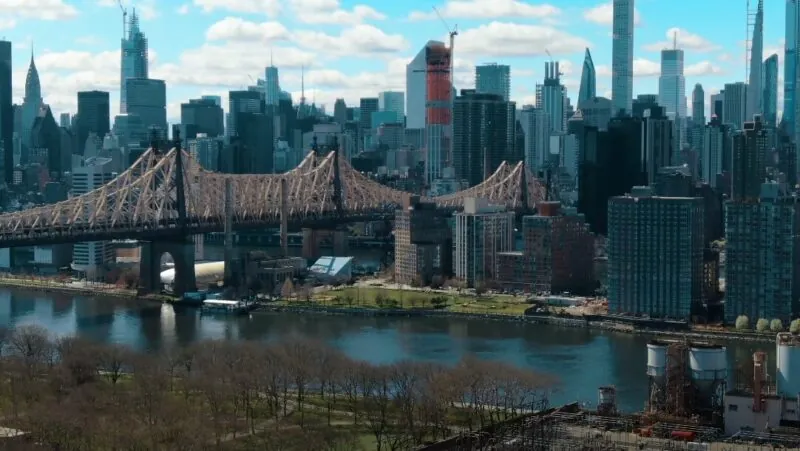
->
[0, 148, 546, 245]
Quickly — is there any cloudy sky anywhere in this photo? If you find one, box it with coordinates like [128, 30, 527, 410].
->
[0, 0, 786, 124]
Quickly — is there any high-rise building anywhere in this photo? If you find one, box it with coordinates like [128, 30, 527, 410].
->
[227, 90, 262, 138]
[577, 48, 596, 108]
[453, 198, 514, 288]
[120, 9, 148, 114]
[611, 0, 634, 115]
[475, 63, 510, 101]
[577, 96, 612, 131]
[188, 134, 223, 172]
[333, 99, 347, 125]
[405, 42, 437, 130]
[723, 82, 747, 130]
[608, 186, 704, 320]
[692, 83, 705, 125]
[378, 91, 404, 122]
[763, 53, 779, 126]
[0, 41, 11, 185]
[746, 0, 764, 120]
[520, 107, 549, 173]
[394, 196, 452, 285]
[31, 105, 67, 177]
[452, 90, 515, 187]
[786, 0, 800, 133]
[731, 116, 767, 202]
[229, 112, 273, 174]
[536, 62, 565, 133]
[359, 97, 379, 150]
[710, 91, 724, 121]
[125, 78, 166, 137]
[71, 157, 115, 279]
[180, 97, 224, 138]
[59, 113, 70, 129]
[21, 53, 42, 150]
[701, 117, 730, 189]
[264, 65, 280, 108]
[642, 105, 675, 184]
[422, 42, 453, 184]
[76, 91, 110, 154]
[725, 182, 800, 323]
[658, 47, 686, 148]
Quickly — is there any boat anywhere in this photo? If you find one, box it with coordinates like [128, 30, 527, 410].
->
[200, 299, 257, 315]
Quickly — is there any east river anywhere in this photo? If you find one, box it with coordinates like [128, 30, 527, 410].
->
[0, 287, 776, 413]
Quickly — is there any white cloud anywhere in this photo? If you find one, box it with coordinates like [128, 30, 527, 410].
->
[0, 19, 15, 30]
[685, 61, 725, 76]
[644, 28, 719, 52]
[98, 0, 158, 20]
[458, 22, 589, 57]
[293, 25, 409, 57]
[595, 64, 611, 77]
[409, 0, 560, 21]
[633, 58, 659, 77]
[205, 17, 290, 42]
[192, 0, 281, 16]
[289, 0, 385, 25]
[1, 0, 77, 20]
[177, 4, 190, 14]
[583, 2, 641, 26]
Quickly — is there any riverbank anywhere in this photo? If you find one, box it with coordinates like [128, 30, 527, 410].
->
[257, 304, 777, 344]
[0, 277, 172, 303]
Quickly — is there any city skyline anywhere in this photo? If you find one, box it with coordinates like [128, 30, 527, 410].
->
[0, 0, 787, 124]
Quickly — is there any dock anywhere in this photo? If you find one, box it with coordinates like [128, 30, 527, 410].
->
[200, 299, 257, 315]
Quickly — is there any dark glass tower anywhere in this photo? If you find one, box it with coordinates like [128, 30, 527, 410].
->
[0, 41, 10, 185]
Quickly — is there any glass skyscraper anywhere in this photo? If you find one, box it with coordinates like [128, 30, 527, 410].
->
[120, 10, 148, 114]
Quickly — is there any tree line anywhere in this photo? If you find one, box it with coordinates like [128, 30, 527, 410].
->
[0, 325, 555, 450]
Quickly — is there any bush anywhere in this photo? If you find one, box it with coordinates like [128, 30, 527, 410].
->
[771, 319, 784, 332]
[756, 318, 770, 332]
[790, 319, 800, 334]
[735, 315, 750, 330]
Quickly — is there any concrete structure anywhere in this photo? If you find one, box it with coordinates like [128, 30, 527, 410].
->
[309, 256, 353, 283]
[120, 9, 148, 114]
[763, 53, 779, 126]
[608, 186, 704, 320]
[71, 157, 115, 278]
[577, 48, 596, 108]
[394, 196, 451, 285]
[453, 198, 514, 288]
[475, 63, 510, 101]
[405, 42, 436, 130]
[611, 0, 634, 115]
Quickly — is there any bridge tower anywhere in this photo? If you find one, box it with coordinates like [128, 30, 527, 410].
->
[301, 140, 348, 261]
[138, 130, 197, 296]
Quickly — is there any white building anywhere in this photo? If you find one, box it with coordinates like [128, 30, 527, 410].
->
[405, 43, 432, 130]
[71, 157, 115, 279]
[611, 0, 634, 115]
[378, 91, 405, 122]
[453, 198, 514, 288]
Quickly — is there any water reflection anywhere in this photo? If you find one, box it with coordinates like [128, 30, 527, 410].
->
[0, 287, 779, 414]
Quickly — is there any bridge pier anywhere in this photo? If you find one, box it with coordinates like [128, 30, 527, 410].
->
[301, 228, 349, 261]
[139, 238, 197, 296]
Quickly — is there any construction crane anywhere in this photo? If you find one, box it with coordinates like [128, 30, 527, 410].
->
[118, 0, 127, 37]
[544, 49, 563, 78]
[433, 6, 457, 81]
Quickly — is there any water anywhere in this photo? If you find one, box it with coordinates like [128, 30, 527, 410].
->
[0, 287, 773, 413]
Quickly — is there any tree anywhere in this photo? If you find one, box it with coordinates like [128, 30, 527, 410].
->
[735, 315, 750, 330]
[430, 275, 444, 289]
[791, 319, 800, 334]
[281, 278, 295, 299]
[771, 319, 784, 332]
[475, 283, 487, 296]
[756, 318, 770, 332]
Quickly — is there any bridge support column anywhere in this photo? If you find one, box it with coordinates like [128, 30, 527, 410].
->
[332, 228, 348, 256]
[302, 228, 320, 261]
[139, 238, 197, 296]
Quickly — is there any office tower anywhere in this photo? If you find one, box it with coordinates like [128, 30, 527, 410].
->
[642, 105, 674, 183]
[725, 182, 800, 323]
[112, 113, 146, 150]
[125, 78, 166, 137]
[59, 113, 70, 129]
[202, 95, 221, 107]
[21, 53, 42, 150]
[394, 196, 452, 285]
[188, 134, 223, 171]
[632, 94, 658, 118]
[763, 54, 779, 126]
[31, 105, 67, 177]
[120, 9, 148, 114]
[611, 0, 634, 115]
[452, 90, 515, 187]
[710, 91, 724, 120]
[608, 186, 704, 320]
[475, 63, 511, 101]
[520, 106, 549, 173]
[378, 91, 404, 122]
[229, 112, 273, 174]
[658, 47, 686, 147]
[333, 99, 347, 125]
[453, 198, 514, 288]
[180, 97, 224, 138]
[359, 97, 378, 130]
[422, 42, 452, 184]
[536, 62, 566, 133]
[71, 157, 115, 279]
[226, 90, 262, 138]
[76, 91, 110, 154]
[577, 48, 596, 107]
[701, 117, 730, 188]
[786, 0, 800, 133]
[0, 41, 10, 185]
[264, 65, 280, 108]
[731, 116, 767, 201]
[692, 84, 705, 125]
[577, 96, 612, 131]
[723, 82, 747, 130]
[405, 42, 438, 130]
[746, 0, 764, 120]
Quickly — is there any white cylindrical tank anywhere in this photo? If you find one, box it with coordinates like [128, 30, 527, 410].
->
[777, 333, 800, 397]
[647, 342, 668, 378]
[689, 346, 727, 383]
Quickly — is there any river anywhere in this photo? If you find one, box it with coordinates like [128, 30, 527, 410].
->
[0, 287, 774, 414]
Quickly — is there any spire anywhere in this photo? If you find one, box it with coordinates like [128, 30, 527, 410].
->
[300, 65, 306, 105]
[270, 48, 273, 67]
[24, 46, 41, 102]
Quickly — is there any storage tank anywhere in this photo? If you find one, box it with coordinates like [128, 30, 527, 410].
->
[647, 341, 668, 380]
[689, 345, 727, 393]
[776, 333, 800, 397]
[597, 386, 617, 415]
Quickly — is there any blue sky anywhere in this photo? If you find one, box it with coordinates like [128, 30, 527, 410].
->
[0, 0, 787, 123]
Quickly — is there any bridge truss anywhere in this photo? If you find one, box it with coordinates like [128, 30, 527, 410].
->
[0, 147, 546, 247]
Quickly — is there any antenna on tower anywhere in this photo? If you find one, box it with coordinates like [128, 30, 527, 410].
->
[117, 0, 128, 37]
[673, 29, 678, 50]
[300, 65, 306, 105]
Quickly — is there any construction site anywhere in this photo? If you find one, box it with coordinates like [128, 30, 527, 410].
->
[421, 337, 800, 450]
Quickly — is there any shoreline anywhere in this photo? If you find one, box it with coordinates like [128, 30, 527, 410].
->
[257, 304, 776, 344]
[0, 278, 170, 303]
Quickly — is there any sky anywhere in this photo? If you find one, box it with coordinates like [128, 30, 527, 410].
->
[0, 0, 787, 125]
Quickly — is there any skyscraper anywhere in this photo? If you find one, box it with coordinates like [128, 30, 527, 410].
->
[763, 53, 779, 126]
[120, 9, 148, 114]
[423, 42, 452, 184]
[611, 0, 634, 115]
[731, 116, 767, 202]
[181, 97, 224, 138]
[405, 42, 433, 130]
[76, 91, 110, 153]
[333, 99, 347, 125]
[577, 48, 596, 107]
[125, 78, 166, 138]
[745, 0, 764, 120]
[21, 52, 42, 149]
[723, 82, 747, 130]
[226, 90, 262, 138]
[520, 107, 549, 173]
[378, 91, 404, 122]
[536, 62, 565, 133]
[475, 63, 510, 101]
[785, 0, 800, 133]
[692, 83, 705, 125]
[264, 65, 280, 108]
[658, 48, 686, 120]
[0, 41, 9, 185]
